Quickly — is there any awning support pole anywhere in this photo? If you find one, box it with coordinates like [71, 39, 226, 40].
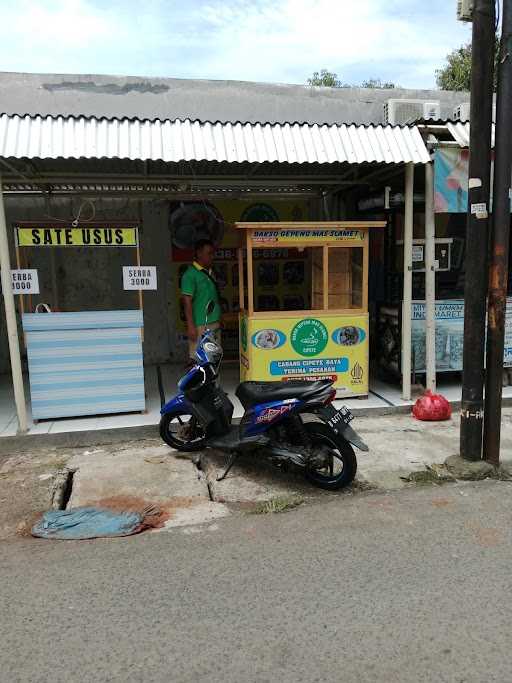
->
[402, 163, 414, 401]
[0, 174, 28, 433]
[425, 161, 436, 392]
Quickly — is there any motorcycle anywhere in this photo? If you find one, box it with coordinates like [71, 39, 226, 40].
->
[159, 303, 369, 490]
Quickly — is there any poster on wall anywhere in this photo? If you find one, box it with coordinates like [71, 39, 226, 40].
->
[434, 148, 506, 214]
[434, 148, 470, 213]
[409, 299, 512, 372]
[170, 200, 310, 358]
[240, 313, 369, 395]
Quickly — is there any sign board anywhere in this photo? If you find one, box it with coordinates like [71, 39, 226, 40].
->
[412, 245, 424, 263]
[251, 228, 365, 245]
[11, 269, 39, 294]
[123, 266, 157, 290]
[15, 226, 138, 247]
[409, 299, 512, 372]
[240, 313, 369, 395]
[398, 239, 452, 272]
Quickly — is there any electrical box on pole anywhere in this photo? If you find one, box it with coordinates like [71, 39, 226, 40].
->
[458, 0, 474, 21]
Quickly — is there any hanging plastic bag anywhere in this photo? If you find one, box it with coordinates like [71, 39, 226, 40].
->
[35, 303, 52, 313]
[412, 390, 452, 421]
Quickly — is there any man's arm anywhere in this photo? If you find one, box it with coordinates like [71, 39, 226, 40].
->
[182, 295, 197, 342]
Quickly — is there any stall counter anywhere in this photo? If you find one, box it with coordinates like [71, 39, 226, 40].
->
[22, 310, 145, 420]
[240, 312, 369, 397]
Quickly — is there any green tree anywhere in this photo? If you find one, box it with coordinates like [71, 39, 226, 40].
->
[307, 70, 396, 89]
[307, 69, 345, 87]
[361, 78, 396, 89]
[436, 39, 500, 91]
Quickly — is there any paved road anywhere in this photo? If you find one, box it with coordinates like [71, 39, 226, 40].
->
[2, 481, 512, 683]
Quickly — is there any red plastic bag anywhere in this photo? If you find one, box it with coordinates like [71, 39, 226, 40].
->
[412, 390, 452, 421]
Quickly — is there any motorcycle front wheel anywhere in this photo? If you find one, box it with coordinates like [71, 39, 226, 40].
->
[303, 421, 357, 490]
[159, 410, 206, 451]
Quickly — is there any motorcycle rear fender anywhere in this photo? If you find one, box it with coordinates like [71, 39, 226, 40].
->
[316, 405, 369, 452]
[337, 423, 369, 452]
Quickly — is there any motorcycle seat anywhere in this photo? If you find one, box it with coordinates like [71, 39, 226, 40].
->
[236, 379, 332, 409]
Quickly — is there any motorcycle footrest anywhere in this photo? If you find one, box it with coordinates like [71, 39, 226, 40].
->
[208, 431, 268, 451]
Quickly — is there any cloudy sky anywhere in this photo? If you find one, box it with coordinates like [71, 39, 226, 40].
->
[0, 0, 471, 88]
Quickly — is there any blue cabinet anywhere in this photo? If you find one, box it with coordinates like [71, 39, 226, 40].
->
[22, 310, 145, 420]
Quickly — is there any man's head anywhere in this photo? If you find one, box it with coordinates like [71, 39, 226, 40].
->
[195, 239, 215, 269]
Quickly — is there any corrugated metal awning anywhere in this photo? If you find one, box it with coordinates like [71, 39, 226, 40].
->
[0, 114, 430, 166]
[446, 121, 496, 148]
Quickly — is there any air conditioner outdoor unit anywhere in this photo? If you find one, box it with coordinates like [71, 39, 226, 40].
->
[383, 99, 441, 125]
[453, 101, 496, 122]
[454, 102, 471, 121]
[457, 0, 474, 21]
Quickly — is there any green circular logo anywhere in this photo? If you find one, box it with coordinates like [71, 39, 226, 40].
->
[241, 317, 248, 352]
[291, 319, 328, 356]
[240, 203, 279, 222]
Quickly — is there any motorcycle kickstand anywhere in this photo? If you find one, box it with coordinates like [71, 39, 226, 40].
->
[217, 451, 238, 481]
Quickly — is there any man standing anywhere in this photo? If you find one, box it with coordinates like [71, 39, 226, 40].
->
[181, 239, 222, 363]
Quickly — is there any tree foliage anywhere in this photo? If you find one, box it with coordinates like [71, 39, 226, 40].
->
[361, 78, 396, 89]
[436, 39, 500, 91]
[435, 43, 472, 91]
[307, 69, 345, 87]
[307, 69, 396, 89]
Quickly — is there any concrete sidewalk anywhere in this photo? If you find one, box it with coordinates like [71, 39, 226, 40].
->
[2, 407, 512, 539]
[355, 409, 512, 487]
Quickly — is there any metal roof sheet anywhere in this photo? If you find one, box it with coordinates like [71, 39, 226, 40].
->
[446, 121, 496, 148]
[0, 114, 430, 166]
[0, 72, 469, 126]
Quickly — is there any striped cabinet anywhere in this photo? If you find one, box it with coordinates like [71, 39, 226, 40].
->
[22, 310, 145, 420]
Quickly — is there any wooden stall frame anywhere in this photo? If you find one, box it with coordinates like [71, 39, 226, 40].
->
[238, 247, 244, 311]
[235, 221, 386, 398]
[236, 221, 385, 319]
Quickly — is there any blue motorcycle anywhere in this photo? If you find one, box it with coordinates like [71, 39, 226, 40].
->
[160, 306, 369, 490]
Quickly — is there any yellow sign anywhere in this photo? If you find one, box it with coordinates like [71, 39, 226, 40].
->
[251, 228, 365, 245]
[240, 313, 369, 395]
[15, 227, 138, 247]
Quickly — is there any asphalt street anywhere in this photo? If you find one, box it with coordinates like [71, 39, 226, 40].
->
[2, 480, 512, 683]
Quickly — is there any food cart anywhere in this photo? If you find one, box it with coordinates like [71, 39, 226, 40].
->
[14, 223, 147, 420]
[236, 221, 385, 397]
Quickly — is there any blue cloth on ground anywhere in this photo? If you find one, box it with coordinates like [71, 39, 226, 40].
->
[32, 507, 144, 540]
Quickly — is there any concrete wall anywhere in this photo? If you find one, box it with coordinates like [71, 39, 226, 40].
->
[0, 193, 324, 376]
[0, 196, 176, 374]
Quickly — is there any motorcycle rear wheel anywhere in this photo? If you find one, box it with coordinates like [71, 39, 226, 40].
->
[160, 410, 206, 451]
[303, 421, 357, 490]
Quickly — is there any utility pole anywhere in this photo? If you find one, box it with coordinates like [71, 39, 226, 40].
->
[484, 0, 512, 466]
[460, 0, 495, 461]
